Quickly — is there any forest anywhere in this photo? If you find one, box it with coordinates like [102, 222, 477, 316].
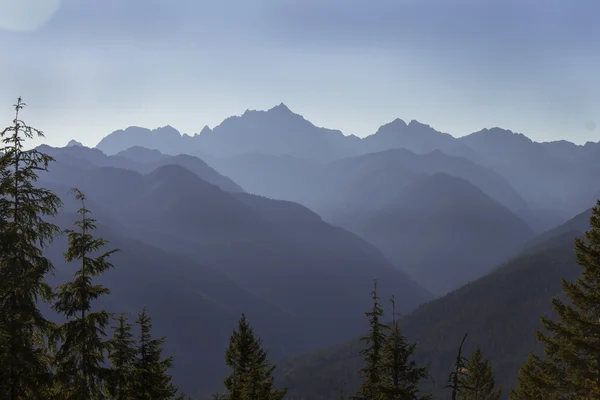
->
[3, 97, 600, 400]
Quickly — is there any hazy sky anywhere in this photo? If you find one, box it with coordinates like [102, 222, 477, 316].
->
[1, 0, 599, 147]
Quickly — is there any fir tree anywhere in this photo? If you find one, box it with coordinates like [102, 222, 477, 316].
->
[512, 201, 600, 398]
[106, 313, 137, 400]
[0, 97, 62, 399]
[52, 188, 118, 399]
[352, 279, 389, 400]
[131, 308, 181, 400]
[224, 313, 287, 400]
[458, 347, 501, 400]
[446, 334, 470, 400]
[380, 295, 430, 400]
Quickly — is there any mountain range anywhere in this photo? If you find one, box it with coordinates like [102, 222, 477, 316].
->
[95, 103, 600, 219]
[37, 102, 600, 398]
[37, 145, 432, 395]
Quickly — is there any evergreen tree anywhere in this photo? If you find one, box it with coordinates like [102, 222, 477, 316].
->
[0, 97, 62, 399]
[380, 295, 430, 400]
[446, 334, 470, 400]
[512, 201, 600, 398]
[107, 313, 137, 400]
[131, 308, 181, 400]
[52, 188, 118, 399]
[458, 347, 501, 400]
[223, 313, 287, 400]
[352, 280, 389, 400]
[510, 355, 557, 400]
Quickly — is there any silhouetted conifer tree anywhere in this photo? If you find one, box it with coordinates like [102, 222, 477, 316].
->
[0, 97, 62, 399]
[224, 313, 287, 400]
[458, 347, 501, 400]
[52, 188, 117, 399]
[131, 308, 181, 399]
[512, 201, 600, 398]
[352, 279, 389, 400]
[380, 295, 430, 400]
[107, 313, 137, 399]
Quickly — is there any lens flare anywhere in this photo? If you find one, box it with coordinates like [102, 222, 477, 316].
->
[0, 0, 62, 32]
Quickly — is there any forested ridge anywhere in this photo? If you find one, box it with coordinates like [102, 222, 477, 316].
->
[4, 98, 600, 400]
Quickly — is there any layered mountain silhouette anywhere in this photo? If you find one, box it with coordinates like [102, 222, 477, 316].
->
[38, 148, 433, 394]
[347, 173, 535, 294]
[38, 144, 244, 193]
[97, 104, 360, 162]
[94, 104, 600, 221]
[277, 206, 593, 399]
[41, 103, 600, 396]
[210, 148, 537, 294]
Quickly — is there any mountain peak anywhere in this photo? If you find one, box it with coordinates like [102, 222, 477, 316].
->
[408, 120, 431, 129]
[66, 139, 83, 147]
[390, 118, 408, 127]
[156, 125, 180, 135]
[269, 102, 292, 114]
[199, 125, 212, 135]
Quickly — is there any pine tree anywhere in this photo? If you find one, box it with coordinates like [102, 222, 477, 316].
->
[511, 201, 600, 398]
[446, 334, 470, 400]
[458, 347, 501, 400]
[380, 295, 430, 400]
[106, 313, 137, 400]
[131, 308, 181, 400]
[52, 188, 118, 399]
[0, 97, 63, 399]
[223, 313, 287, 400]
[352, 279, 389, 400]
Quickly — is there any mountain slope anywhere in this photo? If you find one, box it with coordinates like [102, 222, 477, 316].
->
[42, 162, 432, 353]
[349, 173, 535, 294]
[459, 128, 598, 216]
[37, 144, 244, 193]
[277, 207, 593, 399]
[42, 206, 305, 396]
[323, 149, 529, 218]
[212, 149, 532, 227]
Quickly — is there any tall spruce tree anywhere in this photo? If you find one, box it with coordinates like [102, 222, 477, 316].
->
[131, 308, 181, 400]
[106, 313, 137, 400]
[0, 97, 62, 399]
[224, 313, 287, 400]
[352, 280, 389, 400]
[52, 188, 118, 399]
[458, 347, 501, 400]
[380, 295, 430, 400]
[511, 201, 600, 399]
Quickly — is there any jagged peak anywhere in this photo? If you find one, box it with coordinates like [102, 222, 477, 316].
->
[199, 125, 212, 135]
[66, 139, 83, 147]
[269, 102, 292, 113]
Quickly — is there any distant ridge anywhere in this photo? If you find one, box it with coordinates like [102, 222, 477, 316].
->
[95, 104, 599, 158]
[92, 103, 600, 216]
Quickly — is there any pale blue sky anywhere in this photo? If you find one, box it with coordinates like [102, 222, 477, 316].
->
[1, 0, 599, 147]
